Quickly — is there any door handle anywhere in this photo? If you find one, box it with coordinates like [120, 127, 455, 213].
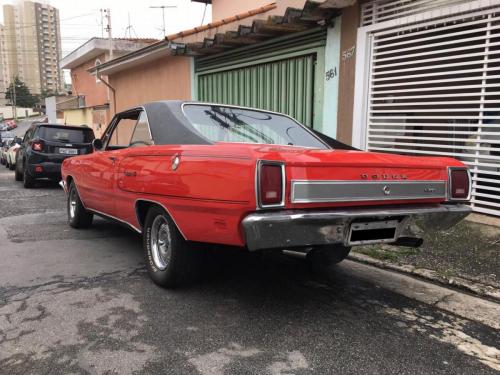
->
[108, 156, 117, 163]
[124, 171, 136, 177]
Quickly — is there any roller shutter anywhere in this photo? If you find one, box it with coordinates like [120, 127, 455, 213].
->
[361, 2, 500, 216]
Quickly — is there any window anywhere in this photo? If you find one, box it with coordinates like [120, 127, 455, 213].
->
[106, 111, 152, 149]
[107, 117, 138, 149]
[95, 59, 101, 82]
[183, 104, 327, 149]
[38, 126, 94, 143]
[130, 112, 153, 147]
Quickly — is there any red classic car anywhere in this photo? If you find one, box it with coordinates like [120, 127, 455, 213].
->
[61, 101, 471, 287]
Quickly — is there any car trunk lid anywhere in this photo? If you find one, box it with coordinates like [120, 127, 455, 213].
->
[249, 145, 457, 207]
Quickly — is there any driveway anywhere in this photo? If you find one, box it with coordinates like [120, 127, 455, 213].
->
[0, 165, 498, 374]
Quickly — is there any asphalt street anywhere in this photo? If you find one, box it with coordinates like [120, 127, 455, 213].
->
[0, 121, 499, 374]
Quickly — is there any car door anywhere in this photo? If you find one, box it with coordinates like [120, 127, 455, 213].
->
[16, 126, 33, 171]
[81, 110, 142, 216]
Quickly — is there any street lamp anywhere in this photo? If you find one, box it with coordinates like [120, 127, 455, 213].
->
[149, 5, 177, 37]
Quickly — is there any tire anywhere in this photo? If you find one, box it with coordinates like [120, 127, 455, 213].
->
[143, 206, 202, 288]
[306, 244, 351, 276]
[14, 164, 22, 181]
[23, 165, 35, 188]
[9, 162, 15, 171]
[67, 181, 93, 228]
[5, 161, 9, 169]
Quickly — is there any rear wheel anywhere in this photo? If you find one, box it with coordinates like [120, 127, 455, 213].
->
[8, 161, 15, 170]
[15, 164, 22, 181]
[306, 244, 351, 276]
[67, 181, 93, 228]
[23, 165, 35, 188]
[143, 206, 202, 288]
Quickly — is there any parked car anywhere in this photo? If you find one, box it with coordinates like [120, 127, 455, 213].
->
[0, 132, 15, 165]
[61, 101, 472, 288]
[6, 137, 22, 170]
[15, 123, 95, 187]
[6, 120, 17, 130]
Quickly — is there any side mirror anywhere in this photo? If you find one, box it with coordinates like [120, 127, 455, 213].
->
[92, 138, 103, 150]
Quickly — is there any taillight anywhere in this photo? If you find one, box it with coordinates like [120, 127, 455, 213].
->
[449, 168, 470, 200]
[258, 162, 284, 207]
[32, 140, 44, 151]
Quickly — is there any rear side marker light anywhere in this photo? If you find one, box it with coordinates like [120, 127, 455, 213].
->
[449, 168, 470, 200]
[258, 162, 284, 207]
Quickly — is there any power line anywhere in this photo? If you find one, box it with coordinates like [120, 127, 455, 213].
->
[1, 11, 99, 32]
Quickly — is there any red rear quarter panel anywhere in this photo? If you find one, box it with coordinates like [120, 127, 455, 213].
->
[115, 145, 256, 246]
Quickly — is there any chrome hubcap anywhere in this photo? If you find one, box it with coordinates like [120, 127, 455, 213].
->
[151, 216, 171, 270]
[69, 189, 77, 219]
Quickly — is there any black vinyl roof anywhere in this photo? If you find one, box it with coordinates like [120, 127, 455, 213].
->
[133, 100, 356, 150]
[142, 101, 212, 145]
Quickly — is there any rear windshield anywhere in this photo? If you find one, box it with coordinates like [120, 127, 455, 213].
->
[38, 126, 94, 143]
[183, 104, 328, 149]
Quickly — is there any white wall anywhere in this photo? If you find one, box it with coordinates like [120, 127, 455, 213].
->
[45, 96, 57, 123]
[0, 106, 37, 120]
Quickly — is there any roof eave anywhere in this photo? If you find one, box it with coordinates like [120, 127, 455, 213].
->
[88, 42, 175, 76]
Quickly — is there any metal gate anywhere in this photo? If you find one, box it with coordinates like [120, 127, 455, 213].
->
[198, 54, 315, 127]
[195, 28, 326, 129]
[358, 2, 500, 216]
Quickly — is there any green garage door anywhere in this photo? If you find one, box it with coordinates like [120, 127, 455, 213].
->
[198, 54, 315, 127]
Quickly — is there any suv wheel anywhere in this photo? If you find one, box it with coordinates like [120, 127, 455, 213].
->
[14, 163, 22, 181]
[23, 165, 35, 188]
[143, 206, 202, 288]
[67, 181, 93, 228]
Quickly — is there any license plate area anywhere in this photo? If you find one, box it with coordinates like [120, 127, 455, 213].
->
[348, 219, 400, 245]
[59, 148, 78, 155]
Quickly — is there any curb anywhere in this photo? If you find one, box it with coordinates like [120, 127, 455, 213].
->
[348, 252, 500, 303]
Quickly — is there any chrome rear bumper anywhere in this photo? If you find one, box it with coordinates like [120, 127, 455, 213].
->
[241, 204, 471, 251]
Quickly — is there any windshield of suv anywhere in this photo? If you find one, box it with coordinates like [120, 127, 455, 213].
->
[38, 126, 94, 143]
[183, 104, 328, 149]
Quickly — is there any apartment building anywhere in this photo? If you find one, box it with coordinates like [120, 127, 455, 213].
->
[2, 1, 63, 97]
[0, 23, 7, 105]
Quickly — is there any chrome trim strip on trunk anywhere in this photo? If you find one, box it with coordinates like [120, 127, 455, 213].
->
[291, 180, 447, 203]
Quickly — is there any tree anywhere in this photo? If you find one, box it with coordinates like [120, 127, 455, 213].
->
[5, 77, 37, 108]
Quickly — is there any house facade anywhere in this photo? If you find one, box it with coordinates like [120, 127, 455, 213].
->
[88, 0, 500, 217]
[60, 38, 157, 136]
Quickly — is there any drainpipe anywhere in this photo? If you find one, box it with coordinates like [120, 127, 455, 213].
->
[96, 69, 116, 116]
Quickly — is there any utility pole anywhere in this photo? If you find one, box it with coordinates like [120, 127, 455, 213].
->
[149, 5, 177, 38]
[103, 8, 113, 60]
[100, 9, 104, 37]
[11, 77, 17, 121]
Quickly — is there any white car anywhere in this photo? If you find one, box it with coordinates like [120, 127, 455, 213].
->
[5, 137, 22, 170]
[6, 143, 21, 170]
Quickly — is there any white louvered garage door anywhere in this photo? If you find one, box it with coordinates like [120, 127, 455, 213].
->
[366, 5, 500, 216]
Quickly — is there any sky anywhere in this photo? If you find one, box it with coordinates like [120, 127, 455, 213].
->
[0, 0, 212, 57]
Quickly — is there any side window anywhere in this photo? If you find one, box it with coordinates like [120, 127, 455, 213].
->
[23, 128, 33, 143]
[106, 113, 139, 149]
[129, 112, 153, 146]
